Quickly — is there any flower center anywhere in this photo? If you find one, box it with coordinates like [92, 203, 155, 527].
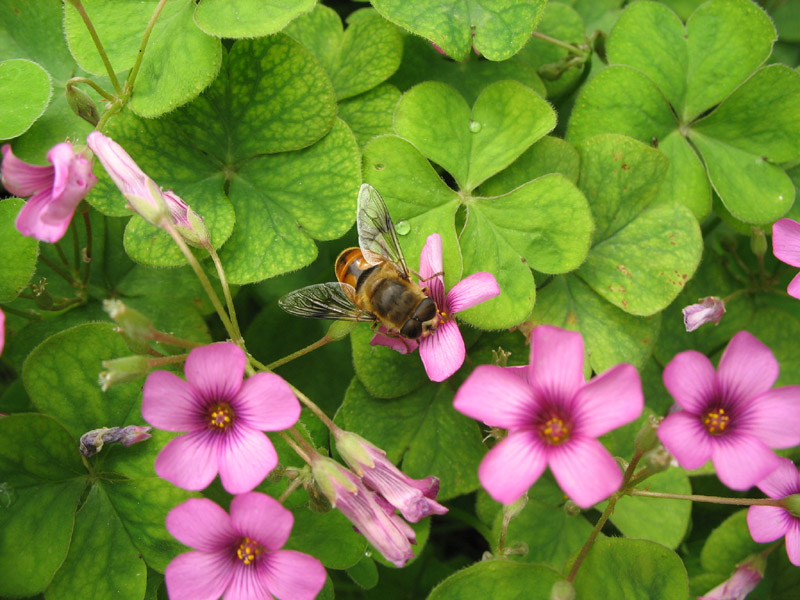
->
[537, 415, 570, 445]
[702, 407, 730, 435]
[207, 403, 235, 431]
[236, 537, 262, 565]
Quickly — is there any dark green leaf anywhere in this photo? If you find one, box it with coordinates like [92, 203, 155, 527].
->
[428, 560, 562, 600]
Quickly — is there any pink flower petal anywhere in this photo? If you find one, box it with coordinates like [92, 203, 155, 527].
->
[447, 272, 500, 313]
[184, 343, 246, 401]
[224, 562, 272, 600]
[370, 330, 419, 354]
[453, 364, 538, 428]
[711, 434, 781, 491]
[15, 190, 70, 243]
[528, 325, 585, 403]
[155, 430, 220, 491]
[419, 233, 446, 307]
[232, 373, 300, 431]
[772, 218, 800, 267]
[755, 457, 800, 499]
[260, 550, 327, 600]
[549, 435, 623, 508]
[787, 272, 800, 300]
[786, 520, 800, 566]
[166, 498, 235, 551]
[47, 144, 95, 220]
[420, 319, 465, 381]
[217, 427, 277, 494]
[717, 332, 778, 407]
[572, 363, 643, 437]
[657, 411, 713, 469]
[1, 144, 54, 196]
[740, 387, 800, 448]
[165, 550, 234, 600]
[662, 350, 718, 414]
[230, 492, 293, 551]
[142, 370, 206, 432]
[747, 505, 792, 542]
[478, 430, 547, 504]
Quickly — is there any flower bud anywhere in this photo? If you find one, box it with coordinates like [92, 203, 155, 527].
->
[642, 446, 671, 474]
[163, 190, 210, 248]
[79, 425, 152, 457]
[682, 296, 725, 332]
[550, 581, 576, 600]
[66, 83, 99, 126]
[783, 493, 800, 518]
[103, 299, 155, 347]
[750, 226, 767, 258]
[98, 355, 151, 391]
[698, 554, 765, 600]
[563, 499, 581, 516]
[634, 414, 662, 454]
[502, 493, 528, 520]
[327, 320, 358, 341]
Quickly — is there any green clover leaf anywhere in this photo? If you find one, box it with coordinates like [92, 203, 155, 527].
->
[285, 6, 403, 100]
[194, 0, 316, 38]
[0, 198, 38, 302]
[568, 0, 798, 225]
[0, 58, 51, 139]
[372, 0, 547, 61]
[428, 561, 562, 600]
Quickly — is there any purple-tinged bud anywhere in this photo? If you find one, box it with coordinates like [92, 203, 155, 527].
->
[698, 554, 765, 600]
[79, 425, 152, 457]
[87, 131, 170, 226]
[66, 83, 99, 127]
[682, 296, 726, 332]
[311, 455, 415, 568]
[98, 355, 151, 391]
[162, 190, 210, 248]
[334, 430, 448, 523]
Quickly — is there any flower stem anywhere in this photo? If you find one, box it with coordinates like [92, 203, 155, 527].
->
[147, 353, 189, 368]
[277, 475, 306, 504]
[531, 31, 588, 57]
[627, 489, 784, 507]
[0, 304, 42, 320]
[266, 335, 333, 371]
[67, 77, 115, 102]
[67, 0, 123, 95]
[94, 99, 123, 132]
[289, 383, 336, 432]
[279, 430, 311, 464]
[81, 210, 93, 286]
[149, 330, 203, 349]
[123, 0, 168, 98]
[206, 244, 243, 345]
[39, 253, 78, 286]
[162, 220, 236, 339]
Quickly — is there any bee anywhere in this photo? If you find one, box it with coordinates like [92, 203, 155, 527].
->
[279, 184, 440, 340]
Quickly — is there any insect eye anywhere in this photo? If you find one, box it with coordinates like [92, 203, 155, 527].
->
[401, 319, 423, 339]
[415, 298, 437, 322]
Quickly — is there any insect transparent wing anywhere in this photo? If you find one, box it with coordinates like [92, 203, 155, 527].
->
[357, 183, 410, 277]
[278, 282, 376, 322]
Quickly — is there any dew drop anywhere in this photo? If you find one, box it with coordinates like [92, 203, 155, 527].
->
[396, 220, 411, 235]
[469, 120, 482, 133]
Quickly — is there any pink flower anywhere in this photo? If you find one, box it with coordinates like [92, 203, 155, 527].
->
[371, 233, 500, 382]
[682, 296, 726, 332]
[453, 325, 643, 508]
[698, 554, 765, 599]
[658, 331, 800, 490]
[747, 458, 800, 566]
[1, 142, 96, 242]
[772, 218, 800, 299]
[142, 343, 300, 494]
[311, 455, 416, 567]
[333, 429, 448, 522]
[166, 492, 326, 600]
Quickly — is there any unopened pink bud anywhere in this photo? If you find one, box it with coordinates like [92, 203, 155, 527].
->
[682, 296, 726, 332]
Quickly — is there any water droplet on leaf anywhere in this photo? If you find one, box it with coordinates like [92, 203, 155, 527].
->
[469, 120, 482, 133]
[396, 220, 411, 235]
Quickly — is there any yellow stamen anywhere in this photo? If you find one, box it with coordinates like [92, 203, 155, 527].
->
[207, 403, 234, 430]
[703, 408, 730, 435]
[540, 417, 569, 445]
[236, 537, 262, 565]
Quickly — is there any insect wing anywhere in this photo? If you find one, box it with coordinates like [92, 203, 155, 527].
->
[278, 282, 375, 322]
[356, 183, 410, 277]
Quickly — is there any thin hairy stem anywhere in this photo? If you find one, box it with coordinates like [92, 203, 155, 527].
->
[67, 0, 122, 94]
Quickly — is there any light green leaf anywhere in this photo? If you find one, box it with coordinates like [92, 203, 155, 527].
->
[573, 537, 689, 599]
[221, 118, 360, 284]
[338, 83, 401, 148]
[690, 130, 794, 224]
[0, 58, 51, 139]
[533, 275, 661, 372]
[692, 65, 800, 163]
[394, 80, 555, 190]
[372, 0, 546, 61]
[602, 469, 691, 549]
[346, 556, 379, 589]
[351, 324, 428, 399]
[700, 510, 764, 574]
[194, 0, 316, 38]
[652, 130, 711, 220]
[428, 560, 561, 600]
[576, 134, 702, 315]
[22, 323, 142, 439]
[682, 0, 775, 120]
[64, 0, 222, 118]
[0, 198, 38, 301]
[480, 136, 581, 195]
[0, 414, 86, 597]
[286, 6, 402, 100]
[47, 485, 146, 600]
[338, 377, 484, 500]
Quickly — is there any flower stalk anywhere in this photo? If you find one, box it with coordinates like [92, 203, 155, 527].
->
[67, 0, 122, 94]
